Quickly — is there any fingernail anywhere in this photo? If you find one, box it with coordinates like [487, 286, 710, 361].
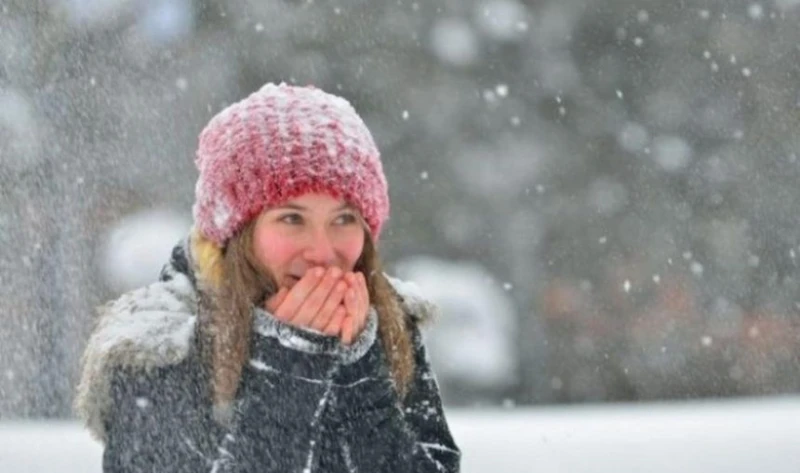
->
[313, 267, 324, 278]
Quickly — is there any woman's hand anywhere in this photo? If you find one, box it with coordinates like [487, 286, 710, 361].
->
[265, 267, 347, 336]
[265, 268, 370, 344]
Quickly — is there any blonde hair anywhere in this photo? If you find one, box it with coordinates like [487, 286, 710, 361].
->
[190, 224, 414, 409]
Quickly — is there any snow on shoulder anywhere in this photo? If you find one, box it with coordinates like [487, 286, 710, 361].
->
[386, 274, 441, 323]
[74, 271, 198, 441]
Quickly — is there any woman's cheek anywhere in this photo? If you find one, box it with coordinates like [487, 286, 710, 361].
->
[344, 238, 366, 269]
[270, 241, 302, 268]
[254, 236, 297, 276]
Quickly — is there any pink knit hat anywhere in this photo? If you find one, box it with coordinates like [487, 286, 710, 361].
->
[193, 83, 389, 246]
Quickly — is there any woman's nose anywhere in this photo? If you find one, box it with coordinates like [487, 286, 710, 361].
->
[303, 229, 337, 266]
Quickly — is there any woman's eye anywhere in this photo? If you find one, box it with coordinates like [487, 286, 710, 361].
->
[334, 213, 358, 225]
[279, 213, 303, 225]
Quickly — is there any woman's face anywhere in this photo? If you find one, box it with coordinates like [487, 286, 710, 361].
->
[252, 193, 366, 289]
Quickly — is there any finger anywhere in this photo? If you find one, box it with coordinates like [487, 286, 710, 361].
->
[343, 287, 365, 345]
[349, 273, 367, 317]
[274, 267, 325, 321]
[340, 272, 363, 345]
[294, 267, 343, 327]
[344, 287, 359, 320]
[309, 280, 347, 332]
[341, 314, 354, 345]
[353, 273, 370, 337]
[323, 306, 347, 336]
[357, 272, 369, 315]
[342, 272, 356, 291]
[265, 287, 289, 314]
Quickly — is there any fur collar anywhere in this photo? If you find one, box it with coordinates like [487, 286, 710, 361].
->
[74, 270, 199, 441]
[74, 248, 438, 442]
[385, 275, 439, 322]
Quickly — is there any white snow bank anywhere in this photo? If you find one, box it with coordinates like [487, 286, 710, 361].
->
[2, 397, 800, 472]
[453, 397, 800, 472]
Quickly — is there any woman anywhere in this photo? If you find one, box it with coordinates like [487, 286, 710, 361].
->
[75, 83, 461, 472]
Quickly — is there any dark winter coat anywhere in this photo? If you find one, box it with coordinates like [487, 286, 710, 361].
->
[76, 240, 461, 472]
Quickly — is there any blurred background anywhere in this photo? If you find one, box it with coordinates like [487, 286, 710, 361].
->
[2, 0, 800, 419]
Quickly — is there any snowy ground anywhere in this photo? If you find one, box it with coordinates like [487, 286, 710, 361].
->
[2, 397, 800, 472]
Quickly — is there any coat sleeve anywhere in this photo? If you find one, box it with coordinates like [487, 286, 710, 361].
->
[208, 308, 345, 473]
[326, 320, 461, 473]
[102, 363, 218, 473]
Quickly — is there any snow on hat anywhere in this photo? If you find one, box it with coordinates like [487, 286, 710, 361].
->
[192, 83, 389, 246]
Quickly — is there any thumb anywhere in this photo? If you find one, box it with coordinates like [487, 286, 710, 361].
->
[265, 287, 289, 314]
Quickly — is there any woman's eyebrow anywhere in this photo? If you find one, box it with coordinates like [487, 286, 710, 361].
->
[276, 203, 306, 211]
[272, 203, 352, 211]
